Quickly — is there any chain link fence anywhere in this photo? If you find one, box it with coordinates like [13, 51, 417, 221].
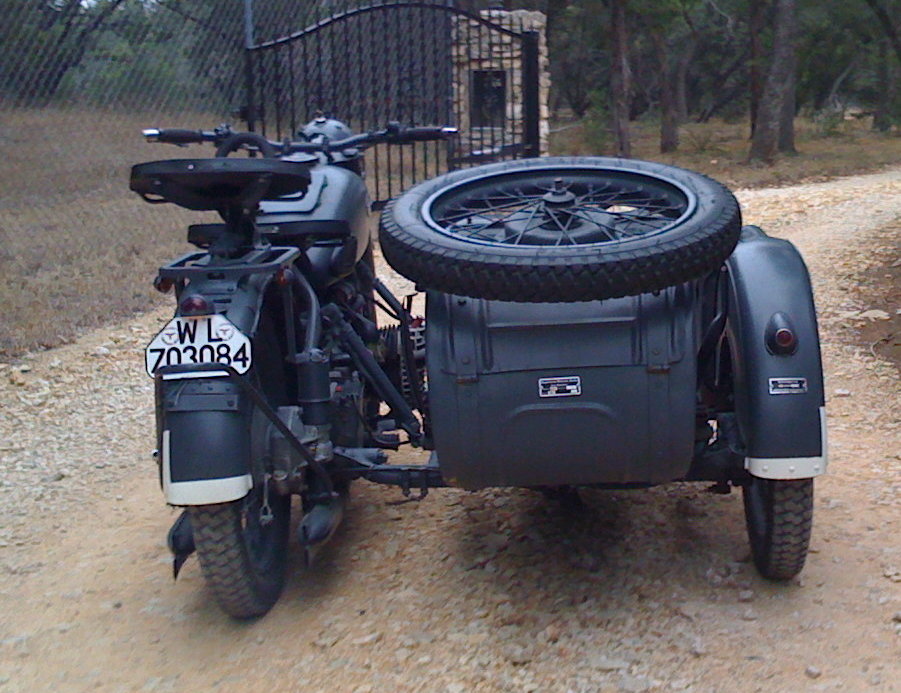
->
[0, 1, 340, 357]
[0, 0, 514, 357]
[0, 0, 251, 356]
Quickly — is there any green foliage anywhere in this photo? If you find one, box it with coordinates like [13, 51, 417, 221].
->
[582, 90, 612, 153]
[0, 0, 243, 113]
[3, 0, 900, 131]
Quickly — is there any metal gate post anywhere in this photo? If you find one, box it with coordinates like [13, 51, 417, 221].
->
[243, 0, 257, 132]
[521, 30, 541, 158]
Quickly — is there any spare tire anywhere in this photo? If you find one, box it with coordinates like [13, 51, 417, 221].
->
[379, 157, 741, 302]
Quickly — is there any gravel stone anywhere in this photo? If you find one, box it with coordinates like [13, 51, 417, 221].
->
[617, 674, 652, 693]
[587, 656, 630, 672]
[805, 666, 822, 679]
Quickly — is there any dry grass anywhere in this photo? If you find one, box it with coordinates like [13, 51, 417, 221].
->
[2, 106, 900, 358]
[549, 115, 901, 190]
[0, 107, 221, 357]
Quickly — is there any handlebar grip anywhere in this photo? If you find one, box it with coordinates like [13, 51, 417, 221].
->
[143, 128, 211, 145]
[394, 126, 458, 143]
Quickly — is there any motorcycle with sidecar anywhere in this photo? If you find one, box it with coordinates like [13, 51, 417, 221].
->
[131, 117, 826, 618]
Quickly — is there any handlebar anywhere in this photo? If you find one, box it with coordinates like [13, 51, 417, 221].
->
[142, 128, 218, 145]
[142, 122, 457, 157]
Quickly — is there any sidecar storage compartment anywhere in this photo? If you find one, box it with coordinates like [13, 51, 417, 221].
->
[426, 285, 699, 489]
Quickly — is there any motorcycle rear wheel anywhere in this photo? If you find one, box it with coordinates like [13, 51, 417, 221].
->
[189, 491, 290, 618]
[188, 311, 292, 618]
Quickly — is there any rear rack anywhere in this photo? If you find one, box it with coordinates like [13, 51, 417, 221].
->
[158, 246, 301, 281]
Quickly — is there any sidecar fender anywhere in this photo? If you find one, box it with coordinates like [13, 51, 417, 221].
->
[724, 226, 827, 479]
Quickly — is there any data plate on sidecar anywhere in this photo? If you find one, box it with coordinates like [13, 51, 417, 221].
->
[538, 375, 582, 398]
[145, 315, 251, 378]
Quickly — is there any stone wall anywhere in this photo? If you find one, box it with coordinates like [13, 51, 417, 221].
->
[452, 9, 550, 156]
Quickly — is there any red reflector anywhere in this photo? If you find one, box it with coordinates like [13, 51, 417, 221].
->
[153, 276, 175, 294]
[774, 328, 796, 348]
[179, 294, 213, 316]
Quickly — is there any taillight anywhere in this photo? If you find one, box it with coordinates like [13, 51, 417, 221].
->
[179, 294, 213, 316]
[774, 328, 796, 350]
[766, 313, 799, 355]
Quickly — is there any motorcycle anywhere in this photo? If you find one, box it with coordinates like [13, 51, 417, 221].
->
[132, 117, 826, 618]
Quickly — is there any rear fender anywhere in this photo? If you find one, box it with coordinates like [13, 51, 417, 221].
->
[157, 376, 254, 505]
[724, 226, 827, 479]
[155, 272, 274, 505]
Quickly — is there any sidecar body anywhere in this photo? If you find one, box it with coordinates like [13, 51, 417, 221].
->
[426, 225, 825, 490]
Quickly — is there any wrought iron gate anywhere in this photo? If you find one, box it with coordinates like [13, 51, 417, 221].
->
[243, 0, 542, 206]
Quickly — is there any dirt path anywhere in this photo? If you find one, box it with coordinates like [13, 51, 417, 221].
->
[0, 169, 899, 693]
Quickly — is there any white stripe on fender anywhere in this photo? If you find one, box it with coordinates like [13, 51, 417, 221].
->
[161, 429, 252, 505]
[160, 370, 230, 381]
[745, 407, 828, 479]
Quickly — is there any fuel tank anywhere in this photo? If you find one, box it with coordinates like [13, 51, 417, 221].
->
[426, 285, 700, 489]
[257, 165, 369, 256]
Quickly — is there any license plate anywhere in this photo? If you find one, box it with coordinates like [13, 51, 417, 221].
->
[145, 314, 252, 377]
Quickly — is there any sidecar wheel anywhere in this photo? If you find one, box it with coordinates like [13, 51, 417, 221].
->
[743, 477, 813, 581]
[380, 157, 741, 303]
[189, 488, 290, 619]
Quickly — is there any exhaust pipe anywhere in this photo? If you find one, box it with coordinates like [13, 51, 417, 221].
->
[298, 489, 348, 566]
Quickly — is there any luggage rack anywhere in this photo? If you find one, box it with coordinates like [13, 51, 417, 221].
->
[157, 246, 301, 282]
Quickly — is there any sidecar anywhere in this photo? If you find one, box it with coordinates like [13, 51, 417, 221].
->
[380, 157, 825, 581]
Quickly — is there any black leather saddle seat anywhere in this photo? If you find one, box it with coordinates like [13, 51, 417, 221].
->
[130, 158, 312, 211]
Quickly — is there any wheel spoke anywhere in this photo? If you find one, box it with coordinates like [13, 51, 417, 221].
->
[504, 203, 542, 245]
[567, 210, 621, 240]
[429, 169, 690, 248]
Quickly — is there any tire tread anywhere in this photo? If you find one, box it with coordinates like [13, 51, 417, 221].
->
[189, 503, 283, 619]
[746, 479, 813, 581]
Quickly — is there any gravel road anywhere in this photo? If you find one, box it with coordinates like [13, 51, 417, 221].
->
[0, 169, 899, 693]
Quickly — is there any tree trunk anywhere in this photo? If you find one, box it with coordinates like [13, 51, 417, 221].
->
[609, 0, 632, 158]
[748, 0, 767, 137]
[873, 39, 896, 131]
[653, 31, 678, 152]
[778, 50, 797, 153]
[698, 82, 746, 123]
[675, 38, 696, 122]
[749, 0, 796, 163]
[823, 57, 859, 111]
[695, 46, 750, 122]
[545, 0, 570, 42]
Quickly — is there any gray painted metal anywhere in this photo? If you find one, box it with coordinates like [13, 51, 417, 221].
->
[425, 285, 700, 489]
[724, 226, 826, 459]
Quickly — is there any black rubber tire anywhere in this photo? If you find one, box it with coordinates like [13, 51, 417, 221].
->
[380, 157, 741, 303]
[187, 312, 291, 619]
[743, 478, 814, 581]
[188, 493, 290, 618]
